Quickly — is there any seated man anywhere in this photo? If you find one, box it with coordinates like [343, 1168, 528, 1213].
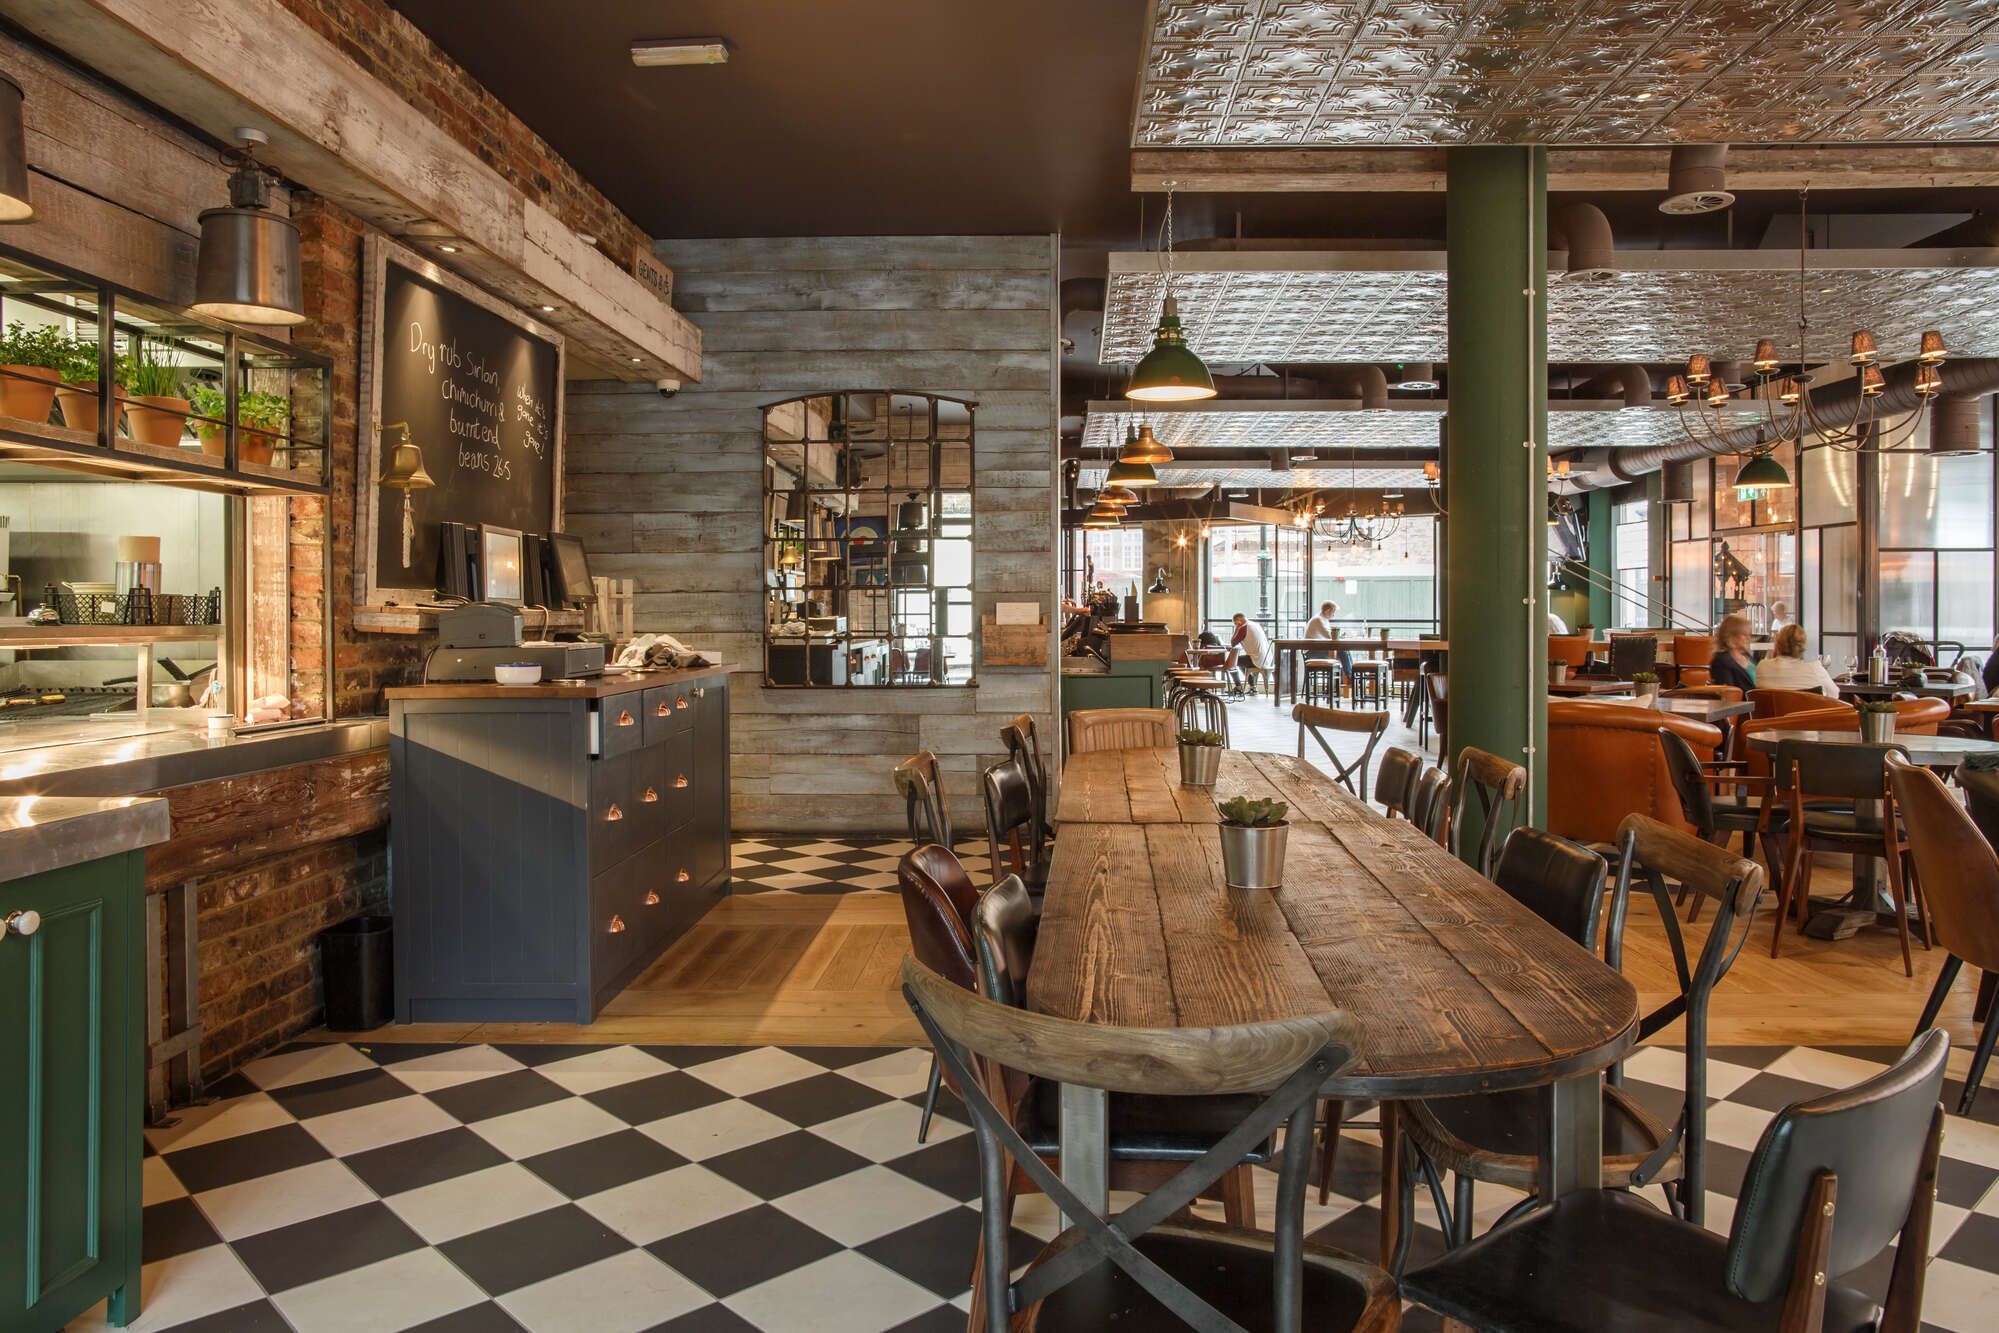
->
[1228, 613, 1273, 696]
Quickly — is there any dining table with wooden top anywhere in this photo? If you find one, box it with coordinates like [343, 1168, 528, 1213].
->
[1032, 745, 1640, 1258]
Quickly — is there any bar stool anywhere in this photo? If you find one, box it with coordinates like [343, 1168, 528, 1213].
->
[1174, 689, 1229, 746]
[1302, 657, 1342, 705]
[1348, 657, 1386, 707]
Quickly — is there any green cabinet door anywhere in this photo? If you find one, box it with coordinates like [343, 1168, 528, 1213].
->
[0, 852, 144, 1331]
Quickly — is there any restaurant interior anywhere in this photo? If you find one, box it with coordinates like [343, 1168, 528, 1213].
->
[4, 2, 1999, 1330]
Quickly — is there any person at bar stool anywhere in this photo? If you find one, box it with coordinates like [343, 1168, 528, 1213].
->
[1305, 599, 1352, 673]
[1755, 623, 1840, 695]
[1228, 612, 1272, 697]
[1707, 611, 1758, 692]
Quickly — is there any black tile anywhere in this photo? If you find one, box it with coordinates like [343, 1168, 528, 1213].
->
[230, 1200, 425, 1294]
[163, 1123, 330, 1194]
[1944, 1077, 1999, 1126]
[440, 1204, 631, 1296]
[202, 1071, 261, 1101]
[344, 1127, 510, 1198]
[490, 1044, 612, 1068]
[640, 1305, 760, 1333]
[522, 1129, 688, 1200]
[784, 1046, 900, 1070]
[584, 1071, 731, 1127]
[883, 1307, 967, 1333]
[425, 1070, 569, 1125]
[1615, 1077, 1686, 1127]
[1729, 1071, 1834, 1114]
[1306, 1203, 1450, 1272]
[142, 1196, 222, 1263]
[265, 1068, 417, 1121]
[644, 1204, 841, 1298]
[1699, 1140, 1755, 1200]
[1941, 1208, 1999, 1268]
[169, 1300, 295, 1332]
[636, 1046, 743, 1071]
[744, 1072, 895, 1128]
[862, 1204, 1040, 1299]
[1936, 1154, 1999, 1210]
[889, 1133, 981, 1199]
[404, 1301, 529, 1331]
[1707, 1045, 1794, 1071]
[700, 1131, 874, 1200]
[355, 1043, 482, 1067]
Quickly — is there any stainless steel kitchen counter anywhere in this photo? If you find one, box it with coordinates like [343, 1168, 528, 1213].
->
[0, 793, 170, 882]
[0, 717, 388, 798]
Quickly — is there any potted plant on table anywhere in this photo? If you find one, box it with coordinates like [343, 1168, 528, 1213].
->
[1858, 697, 1897, 744]
[0, 320, 70, 424]
[187, 383, 290, 465]
[117, 334, 191, 448]
[1631, 670, 1660, 701]
[1217, 796, 1289, 890]
[1548, 658, 1569, 685]
[1177, 726, 1223, 786]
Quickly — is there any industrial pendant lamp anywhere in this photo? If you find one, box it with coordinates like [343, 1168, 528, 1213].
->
[0, 77, 32, 221]
[1119, 422, 1173, 465]
[1097, 483, 1140, 507]
[1105, 457, 1158, 488]
[1732, 450, 1792, 499]
[191, 129, 305, 326]
[1125, 187, 1215, 403]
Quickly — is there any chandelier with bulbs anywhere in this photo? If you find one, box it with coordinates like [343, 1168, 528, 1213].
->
[1307, 458, 1407, 549]
[1669, 191, 1948, 470]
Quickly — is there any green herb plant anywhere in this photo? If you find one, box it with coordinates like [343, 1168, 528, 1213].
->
[117, 335, 188, 399]
[1856, 698, 1898, 715]
[58, 339, 102, 387]
[1177, 727, 1222, 747]
[1218, 796, 1288, 828]
[1630, 671, 1660, 685]
[0, 320, 76, 371]
[187, 383, 291, 433]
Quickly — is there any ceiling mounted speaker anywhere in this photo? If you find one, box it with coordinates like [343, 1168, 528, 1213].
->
[1659, 459, 1695, 505]
[0, 76, 32, 222]
[1659, 144, 1734, 215]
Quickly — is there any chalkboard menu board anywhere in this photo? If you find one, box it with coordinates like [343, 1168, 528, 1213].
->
[358, 238, 565, 606]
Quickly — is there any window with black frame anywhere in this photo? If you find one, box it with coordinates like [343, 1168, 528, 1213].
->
[762, 391, 975, 687]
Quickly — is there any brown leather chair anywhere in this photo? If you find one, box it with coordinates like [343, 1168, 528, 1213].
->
[1672, 634, 1716, 687]
[1547, 634, 1591, 669]
[1749, 686, 1855, 719]
[1891, 753, 1999, 1114]
[1425, 671, 1448, 759]
[1663, 684, 1743, 704]
[898, 845, 981, 1142]
[1546, 700, 1722, 845]
[1067, 706, 1175, 754]
[893, 750, 953, 850]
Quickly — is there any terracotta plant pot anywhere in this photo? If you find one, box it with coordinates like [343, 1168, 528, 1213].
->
[195, 426, 278, 466]
[53, 384, 104, 433]
[0, 363, 59, 424]
[123, 395, 191, 448]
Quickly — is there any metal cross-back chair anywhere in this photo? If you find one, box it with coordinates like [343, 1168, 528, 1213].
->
[901, 956, 1399, 1333]
[892, 749, 952, 851]
[1372, 746, 1423, 819]
[1408, 765, 1453, 848]
[1447, 746, 1527, 877]
[999, 713, 1054, 844]
[1292, 703, 1388, 797]
[1173, 688, 1230, 746]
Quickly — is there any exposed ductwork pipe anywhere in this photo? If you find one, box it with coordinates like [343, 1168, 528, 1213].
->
[1572, 364, 1653, 408]
[1659, 144, 1734, 215]
[1549, 201, 1616, 281]
[1912, 212, 1999, 248]
[1269, 363, 1390, 410]
[1565, 358, 1999, 488]
[1059, 277, 1106, 323]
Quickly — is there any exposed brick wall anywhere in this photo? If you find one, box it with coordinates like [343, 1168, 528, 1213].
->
[194, 831, 389, 1080]
[273, 0, 649, 266]
[292, 191, 429, 715]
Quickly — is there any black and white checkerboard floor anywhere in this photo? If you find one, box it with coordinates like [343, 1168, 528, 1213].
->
[729, 838, 994, 894]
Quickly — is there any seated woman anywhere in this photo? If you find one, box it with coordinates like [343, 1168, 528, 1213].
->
[1706, 611, 1758, 692]
[1755, 623, 1840, 695]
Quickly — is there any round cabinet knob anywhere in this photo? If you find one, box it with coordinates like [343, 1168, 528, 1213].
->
[4, 909, 40, 938]
[692, 687, 707, 699]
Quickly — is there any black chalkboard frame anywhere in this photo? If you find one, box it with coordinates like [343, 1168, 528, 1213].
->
[355, 234, 566, 611]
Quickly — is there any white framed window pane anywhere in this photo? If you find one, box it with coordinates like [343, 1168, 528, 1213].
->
[1670, 540, 1707, 627]
[1938, 551, 1994, 654]
[1879, 550, 1935, 641]
[1690, 461, 1711, 539]
[1801, 445, 1856, 527]
[1800, 529, 1819, 643]
[1879, 449, 1994, 550]
[1820, 525, 1857, 634]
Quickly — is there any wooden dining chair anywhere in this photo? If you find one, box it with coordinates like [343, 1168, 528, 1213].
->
[900, 957, 1400, 1333]
[999, 714, 1054, 843]
[1659, 726, 1788, 921]
[1403, 1028, 1948, 1333]
[1372, 745, 1423, 819]
[1174, 689, 1230, 746]
[1067, 706, 1175, 754]
[897, 845, 983, 1144]
[1293, 703, 1389, 797]
[1608, 633, 1658, 681]
[1425, 671, 1449, 759]
[982, 756, 1049, 894]
[1769, 739, 1919, 975]
[1888, 752, 1999, 1114]
[892, 749, 952, 851]
[1447, 746, 1527, 877]
[1409, 765, 1453, 848]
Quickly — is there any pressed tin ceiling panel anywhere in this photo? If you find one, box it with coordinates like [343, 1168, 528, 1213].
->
[1100, 250, 1999, 364]
[1079, 464, 1437, 489]
[1134, 0, 1999, 148]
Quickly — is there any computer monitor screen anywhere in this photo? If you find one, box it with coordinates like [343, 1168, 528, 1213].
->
[549, 532, 597, 607]
[478, 524, 525, 604]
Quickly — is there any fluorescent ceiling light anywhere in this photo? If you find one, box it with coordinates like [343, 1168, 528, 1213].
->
[631, 38, 730, 67]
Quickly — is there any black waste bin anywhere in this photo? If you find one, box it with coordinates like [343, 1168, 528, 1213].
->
[320, 915, 394, 1030]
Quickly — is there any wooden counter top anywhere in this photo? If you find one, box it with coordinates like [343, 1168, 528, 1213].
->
[386, 662, 733, 701]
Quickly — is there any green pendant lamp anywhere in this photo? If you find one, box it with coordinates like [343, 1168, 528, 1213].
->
[1732, 450, 1791, 498]
[1105, 457, 1159, 488]
[1125, 188, 1216, 403]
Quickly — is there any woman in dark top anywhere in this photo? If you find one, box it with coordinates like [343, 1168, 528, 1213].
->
[1707, 612, 1757, 692]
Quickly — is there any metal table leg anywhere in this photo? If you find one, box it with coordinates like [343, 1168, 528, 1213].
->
[1058, 1083, 1109, 1226]
[1803, 795, 1896, 939]
[1538, 1073, 1603, 1200]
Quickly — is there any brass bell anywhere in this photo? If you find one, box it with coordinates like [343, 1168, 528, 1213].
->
[377, 422, 435, 490]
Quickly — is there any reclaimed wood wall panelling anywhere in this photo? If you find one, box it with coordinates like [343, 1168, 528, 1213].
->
[564, 236, 1058, 834]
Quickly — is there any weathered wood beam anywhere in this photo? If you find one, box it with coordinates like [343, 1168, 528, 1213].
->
[0, 0, 700, 383]
[1133, 144, 1999, 194]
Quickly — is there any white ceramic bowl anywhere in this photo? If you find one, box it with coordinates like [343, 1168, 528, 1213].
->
[494, 662, 543, 687]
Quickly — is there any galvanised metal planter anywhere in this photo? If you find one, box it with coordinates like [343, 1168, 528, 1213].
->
[1179, 742, 1222, 786]
[1219, 821, 1288, 890]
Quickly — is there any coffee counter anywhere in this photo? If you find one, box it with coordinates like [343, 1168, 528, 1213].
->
[387, 664, 733, 1022]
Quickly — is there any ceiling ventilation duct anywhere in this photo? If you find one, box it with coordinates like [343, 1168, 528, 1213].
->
[1659, 144, 1735, 215]
[1575, 364, 1653, 409]
[1550, 201, 1616, 281]
[1391, 362, 1438, 392]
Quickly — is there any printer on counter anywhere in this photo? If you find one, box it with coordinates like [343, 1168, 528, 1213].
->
[424, 602, 606, 683]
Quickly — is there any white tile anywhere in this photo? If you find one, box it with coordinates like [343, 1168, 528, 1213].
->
[535, 1046, 678, 1094]
[1932, 1200, 1974, 1252]
[1702, 1098, 1777, 1154]
[1699, 1058, 1764, 1101]
[383, 1163, 568, 1244]
[142, 1154, 188, 1206]
[837, 1049, 936, 1100]
[773, 1164, 957, 1247]
[725, 1252, 943, 1333]
[1914, 1256, 1999, 1333]
[1941, 1113, 1999, 1169]
[272, 1247, 485, 1333]
[299, 1093, 459, 1157]
[195, 1159, 375, 1241]
[66, 1244, 264, 1332]
[146, 1092, 294, 1153]
[811, 1098, 963, 1163]
[238, 1044, 380, 1091]
[382, 1045, 526, 1094]
[470, 1096, 629, 1160]
[686, 1047, 828, 1097]
[1764, 1046, 1894, 1089]
[788, 843, 852, 856]
[578, 1163, 761, 1245]
[1617, 1046, 1690, 1092]
[500, 1249, 709, 1333]
[755, 872, 838, 891]
[844, 873, 899, 891]
[640, 1099, 795, 1161]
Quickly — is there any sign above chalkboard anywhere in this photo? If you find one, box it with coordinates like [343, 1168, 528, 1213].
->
[355, 236, 566, 610]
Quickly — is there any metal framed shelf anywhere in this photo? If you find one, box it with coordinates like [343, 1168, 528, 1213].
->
[0, 624, 220, 649]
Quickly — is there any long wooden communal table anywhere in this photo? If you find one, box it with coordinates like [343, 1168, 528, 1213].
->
[1034, 746, 1639, 1255]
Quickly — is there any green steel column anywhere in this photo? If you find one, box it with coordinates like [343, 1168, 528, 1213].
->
[1585, 489, 1613, 630]
[1446, 147, 1548, 834]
